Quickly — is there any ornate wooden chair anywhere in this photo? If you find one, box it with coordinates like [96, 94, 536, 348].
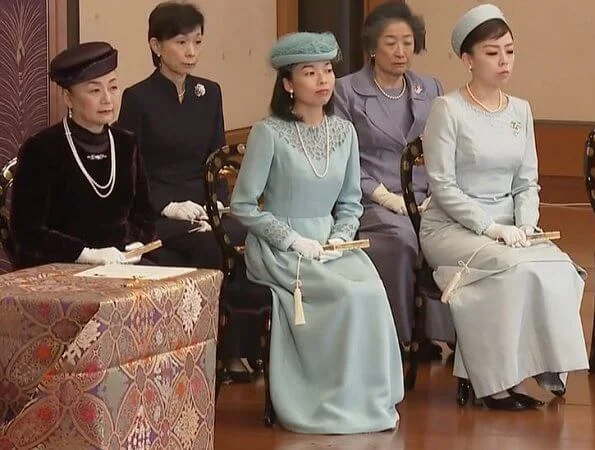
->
[400, 137, 471, 405]
[584, 131, 595, 372]
[0, 157, 17, 271]
[203, 143, 276, 426]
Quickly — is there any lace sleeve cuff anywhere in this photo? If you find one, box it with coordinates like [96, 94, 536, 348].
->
[329, 222, 358, 242]
[263, 218, 300, 250]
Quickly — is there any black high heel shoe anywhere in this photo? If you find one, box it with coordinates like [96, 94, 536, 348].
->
[483, 395, 528, 411]
[534, 373, 565, 397]
[227, 370, 253, 383]
[224, 359, 253, 383]
[507, 390, 545, 408]
[551, 388, 566, 397]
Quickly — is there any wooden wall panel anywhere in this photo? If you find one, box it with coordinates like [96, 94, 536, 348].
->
[0, 0, 61, 273]
[0, 0, 49, 163]
[534, 121, 593, 178]
[48, 0, 70, 124]
[364, 0, 389, 15]
[277, 0, 298, 37]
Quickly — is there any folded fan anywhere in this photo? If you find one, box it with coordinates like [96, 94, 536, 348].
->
[525, 231, 560, 242]
[234, 238, 370, 255]
[122, 225, 207, 260]
[322, 239, 370, 251]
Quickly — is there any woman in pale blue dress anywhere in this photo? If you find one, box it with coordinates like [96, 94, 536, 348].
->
[420, 4, 589, 410]
[230, 32, 403, 434]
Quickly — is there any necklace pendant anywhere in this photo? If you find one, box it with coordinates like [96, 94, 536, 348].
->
[63, 117, 117, 199]
[86, 153, 108, 161]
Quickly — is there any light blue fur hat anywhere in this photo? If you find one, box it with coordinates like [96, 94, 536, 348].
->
[269, 32, 340, 70]
[451, 4, 508, 57]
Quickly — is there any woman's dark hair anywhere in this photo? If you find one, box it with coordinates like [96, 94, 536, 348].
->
[269, 66, 335, 122]
[362, 1, 426, 56]
[460, 19, 513, 56]
[148, 1, 205, 67]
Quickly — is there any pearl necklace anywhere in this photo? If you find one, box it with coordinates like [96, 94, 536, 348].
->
[373, 77, 407, 100]
[294, 115, 330, 178]
[465, 83, 503, 113]
[63, 118, 116, 199]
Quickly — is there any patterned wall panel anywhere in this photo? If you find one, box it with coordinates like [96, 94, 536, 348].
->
[0, 0, 49, 273]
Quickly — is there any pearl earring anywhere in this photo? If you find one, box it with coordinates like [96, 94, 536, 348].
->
[289, 91, 294, 99]
[68, 108, 72, 119]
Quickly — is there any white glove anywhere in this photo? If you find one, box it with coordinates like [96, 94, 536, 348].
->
[161, 201, 208, 222]
[370, 184, 407, 215]
[418, 196, 431, 213]
[76, 247, 125, 265]
[123, 241, 143, 264]
[319, 238, 343, 263]
[484, 223, 529, 248]
[190, 220, 212, 232]
[291, 237, 324, 259]
[519, 224, 535, 236]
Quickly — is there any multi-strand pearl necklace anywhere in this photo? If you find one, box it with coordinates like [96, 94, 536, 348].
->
[63, 118, 116, 199]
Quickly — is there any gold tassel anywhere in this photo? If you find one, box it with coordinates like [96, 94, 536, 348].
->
[293, 254, 306, 325]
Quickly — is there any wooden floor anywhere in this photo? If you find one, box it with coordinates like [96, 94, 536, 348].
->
[214, 177, 595, 450]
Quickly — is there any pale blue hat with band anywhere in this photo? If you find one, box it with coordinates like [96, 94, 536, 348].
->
[269, 32, 340, 69]
[451, 4, 508, 57]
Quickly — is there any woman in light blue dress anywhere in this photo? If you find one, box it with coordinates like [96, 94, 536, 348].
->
[230, 32, 403, 434]
[420, 4, 589, 410]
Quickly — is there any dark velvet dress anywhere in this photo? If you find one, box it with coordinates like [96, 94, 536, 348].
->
[10, 118, 156, 269]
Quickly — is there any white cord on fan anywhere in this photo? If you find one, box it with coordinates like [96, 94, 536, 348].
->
[438, 197, 590, 303]
[440, 240, 501, 304]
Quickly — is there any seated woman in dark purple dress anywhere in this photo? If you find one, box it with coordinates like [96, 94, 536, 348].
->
[10, 42, 156, 269]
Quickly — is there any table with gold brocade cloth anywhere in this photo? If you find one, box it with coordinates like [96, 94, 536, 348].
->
[0, 264, 222, 449]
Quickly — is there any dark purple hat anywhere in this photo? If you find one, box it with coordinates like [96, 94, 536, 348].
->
[49, 41, 118, 88]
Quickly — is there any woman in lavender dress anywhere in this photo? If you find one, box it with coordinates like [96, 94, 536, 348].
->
[335, 1, 454, 352]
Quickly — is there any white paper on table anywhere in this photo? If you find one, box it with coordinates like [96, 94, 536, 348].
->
[74, 264, 197, 280]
